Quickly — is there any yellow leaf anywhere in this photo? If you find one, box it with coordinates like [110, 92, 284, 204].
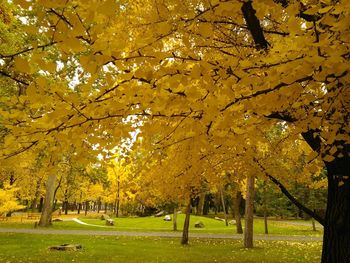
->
[323, 154, 335, 162]
[14, 57, 31, 73]
[98, 0, 117, 17]
[303, 6, 319, 15]
[329, 146, 337, 155]
[13, 0, 31, 8]
[157, 22, 172, 35]
[198, 23, 212, 38]
[319, 6, 333, 14]
[65, 37, 84, 52]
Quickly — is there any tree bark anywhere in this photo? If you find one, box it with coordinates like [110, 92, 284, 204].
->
[263, 183, 268, 235]
[181, 201, 191, 245]
[321, 162, 350, 263]
[312, 218, 316, 231]
[31, 177, 42, 212]
[173, 206, 177, 231]
[244, 174, 255, 248]
[220, 188, 228, 226]
[63, 189, 68, 215]
[97, 198, 101, 213]
[38, 197, 44, 212]
[84, 201, 89, 216]
[196, 192, 205, 215]
[38, 174, 56, 227]
[233, 191, 243, 234]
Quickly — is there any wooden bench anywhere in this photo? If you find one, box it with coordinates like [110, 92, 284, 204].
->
[27, 213, 40, 220]
[0, 216, 8, 221]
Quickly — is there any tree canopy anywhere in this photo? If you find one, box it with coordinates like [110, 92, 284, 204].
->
[1, 1, 349, 262]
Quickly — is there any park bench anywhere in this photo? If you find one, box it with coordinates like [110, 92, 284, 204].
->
[27, 213, 40, 220]
[0, 215, 8, 221]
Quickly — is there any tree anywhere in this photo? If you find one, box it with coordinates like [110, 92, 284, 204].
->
[0, 183, 24, 216]
[1, 1, 350, 261]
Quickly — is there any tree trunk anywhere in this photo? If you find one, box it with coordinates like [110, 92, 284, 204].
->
[105, 202, 108, 214]
[312, 218, 316, 231]
[38, 174, 57, 227]
[97, 198, 101, 213]
[300, 131, 350, 262]
[321, 166, 350, 263]
[84, 201, 89, 216]
[196, 192, 205, 215]
[181, 201, 191, 245]
[173, 206, 177, 231]
[64, 189, 68, 215]
[78, 203, 81, 214]
[263, 183, 268, 235]
[38, 197, 44, 212]
[116, 179, 120, 217]
[244, 174, 255, 248]
[220, 188, 228, 226]
[233, 191, 243, 234]
[31, 178, 42, 212]
[116, 197, 120, 217]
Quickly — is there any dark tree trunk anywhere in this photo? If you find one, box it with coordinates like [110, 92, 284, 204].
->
[116, 198, 120, 217]
[263, 183, 268, 235]
[196, 192, 205, 215]
[38, 197, 44, 212]
[202, 194, 210, 215]
[181, 201, 191, 245]
[321, 162, 350, 263]
[97, 198, 101, 213]
[173, 206, 177, 231]
[63, 189, 68, 215]
[300, 131, 350, 262]
[233, 191, 243, 234]
[64, 201, 68, 215]
[312, 218, 316, 231]
[84, 201, 89, 216]
[244, 174, 255, 248]
[116, 179, 120, 217]
[31, 178, 42, 212]
[78, 192, 82, 215]
[53, 199, 58, 211]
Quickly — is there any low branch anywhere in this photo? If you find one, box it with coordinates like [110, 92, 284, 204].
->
[255, 158, 325, 225]
[221, 75, 312, 112]
[266, 172, 325, 225]
[0, 71, 29, 86]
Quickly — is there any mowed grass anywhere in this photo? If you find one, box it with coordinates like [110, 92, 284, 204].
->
[0, 214, 323, 236]
[0, 233, 322, 263]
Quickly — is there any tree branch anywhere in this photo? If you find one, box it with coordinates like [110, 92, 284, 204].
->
[255, 157, 325, 225]
[265, 172, 325, 225]
[241, 1, 269, 49]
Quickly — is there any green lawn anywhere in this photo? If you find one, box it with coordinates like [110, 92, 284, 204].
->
[0, 214, 323, 236]
[0, 233, 322, 263]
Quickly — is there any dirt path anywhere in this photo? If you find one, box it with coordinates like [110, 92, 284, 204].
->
[0, 228, 322, 241]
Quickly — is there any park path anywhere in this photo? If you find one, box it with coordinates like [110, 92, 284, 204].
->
[71, 218, 113, 228]
[0, 228, 322, 241]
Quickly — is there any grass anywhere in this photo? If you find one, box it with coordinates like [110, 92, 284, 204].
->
[0, 233, 322, 263]
[0, 214, 323, 236]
